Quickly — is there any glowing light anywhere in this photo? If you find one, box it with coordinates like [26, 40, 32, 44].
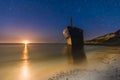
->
[20, 44, 29, 80]
[23, 45, 28, 60]
[23, 40, 29, 44]
[22, 64, 28, 76]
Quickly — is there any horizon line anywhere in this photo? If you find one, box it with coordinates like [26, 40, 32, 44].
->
[0, 43, 66, 45]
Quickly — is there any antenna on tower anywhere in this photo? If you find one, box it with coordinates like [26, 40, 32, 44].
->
[70, 17, 73, 26]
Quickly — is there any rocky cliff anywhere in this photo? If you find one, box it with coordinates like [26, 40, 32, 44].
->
[85, 29, 120, 45]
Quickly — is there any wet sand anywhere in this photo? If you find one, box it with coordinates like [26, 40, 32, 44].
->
[48, 46, 120, 80]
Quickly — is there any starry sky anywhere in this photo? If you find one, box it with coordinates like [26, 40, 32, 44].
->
[0, 0, 120, 43]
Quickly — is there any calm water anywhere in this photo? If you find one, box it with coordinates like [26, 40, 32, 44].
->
[0, 44, 120, 80]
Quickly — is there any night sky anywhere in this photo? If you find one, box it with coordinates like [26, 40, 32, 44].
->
[0, 0, 120, 43]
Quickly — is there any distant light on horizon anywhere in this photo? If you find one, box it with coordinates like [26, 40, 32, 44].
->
[23, 40, 29, 44]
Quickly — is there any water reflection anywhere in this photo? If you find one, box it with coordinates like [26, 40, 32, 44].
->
[65, 45, 87, 64]
[23, 44, 28, 60]
[22, 61, 29, 79]
[20, 44, 29, 80]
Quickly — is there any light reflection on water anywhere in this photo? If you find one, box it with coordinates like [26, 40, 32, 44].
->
[23, 44, 28, 60]
[0, 44, 119, 80]
[20, 44, 29, 80]
[21, 61, 29, 79]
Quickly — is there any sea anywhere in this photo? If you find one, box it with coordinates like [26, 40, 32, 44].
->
[0, 44, 120, 80]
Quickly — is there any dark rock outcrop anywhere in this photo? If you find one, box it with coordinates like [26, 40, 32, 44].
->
[85, 29, 120, 45]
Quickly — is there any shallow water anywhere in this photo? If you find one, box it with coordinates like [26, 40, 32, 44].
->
[0, 44, 120, 80]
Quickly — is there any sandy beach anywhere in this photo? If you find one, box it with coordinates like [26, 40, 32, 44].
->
[48, 46, 120, 80]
